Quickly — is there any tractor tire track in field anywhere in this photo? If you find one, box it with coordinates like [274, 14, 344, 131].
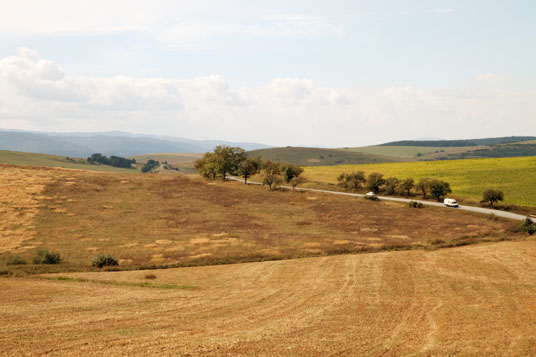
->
[2, 240, 536, 356]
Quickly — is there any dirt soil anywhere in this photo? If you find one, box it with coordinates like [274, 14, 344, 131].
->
[1, 240, 535, 355]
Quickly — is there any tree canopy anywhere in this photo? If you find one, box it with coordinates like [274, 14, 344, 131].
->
[481, 189, 504, 206]
[194, 145, 246, 181]
[87, 153, 136, 169]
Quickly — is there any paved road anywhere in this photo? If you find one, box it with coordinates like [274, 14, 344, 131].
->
[227, 176, 535, 223]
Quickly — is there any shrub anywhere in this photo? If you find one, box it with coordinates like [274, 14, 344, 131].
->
[145, 273, 157, 280]
[33, 249, 61, 264]
[92, 255, 119, 268]
[520, 217, 536, 235]
[337, 171, 365, 191]
[141, 159, 160, 173]
[366, 172, 385, 193]
[408, 201, 424, 208]
[5, 254, 27, 265]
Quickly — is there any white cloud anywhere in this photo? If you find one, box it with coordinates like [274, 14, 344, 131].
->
[0, 49, 183, 117]
[0, 49, 535, 146]
[268, 78, 350, 106]
[17, 47, 40, 58]
[325, 89, 350, 105]
[269, 78, 315, 103]
[186, 75, 251, 106]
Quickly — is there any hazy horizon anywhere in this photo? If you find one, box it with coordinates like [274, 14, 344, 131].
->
[1, 0, 535, 147]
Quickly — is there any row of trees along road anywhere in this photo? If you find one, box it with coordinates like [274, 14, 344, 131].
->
[337, 171, 453, 201]
[194, 145, 305, 190]
[195, 149, 507, 205]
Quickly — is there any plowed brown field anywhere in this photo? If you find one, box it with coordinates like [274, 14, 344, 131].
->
[2, 240, 536, 356]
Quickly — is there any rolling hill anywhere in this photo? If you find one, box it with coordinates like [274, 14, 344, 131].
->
[0, 150, 136, 173]
[247, 147, 399, 166]
[340, 136, 536, 161]
[1, 164, 535, 355]
[338, 145, 479, 160]
[378, 136, 536, 147]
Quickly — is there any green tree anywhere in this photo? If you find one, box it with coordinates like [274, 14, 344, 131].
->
[281, 163, 304, 184]
[194, 152, 218, 180]
[398, 178, 414, 196]
[262, 160, 283, 190]
[212, 145, 247, 181]
[481, 189, 504, 207]
[141, 159, 160, 173]
[237, 157, 262, 184]
[429, 179, 452, 201]
[337, 171, 365, 191]
[384, 177, 400, 195]
[194, 145, 247, 181]
[289, 176, 306, 192]
[366, 172, 385, 193]
[416, 178, 431, 198]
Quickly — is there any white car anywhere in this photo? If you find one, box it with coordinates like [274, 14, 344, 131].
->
[365, 192, 376, 198]
[444, 198, 459, 207]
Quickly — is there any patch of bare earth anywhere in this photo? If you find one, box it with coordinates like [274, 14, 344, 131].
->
[1, 240, 535, 355]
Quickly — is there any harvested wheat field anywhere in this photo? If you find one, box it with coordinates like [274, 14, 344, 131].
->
[0, 165, 61, 253]
[1, 240, 535, 355]
[0, 164, 523, 274]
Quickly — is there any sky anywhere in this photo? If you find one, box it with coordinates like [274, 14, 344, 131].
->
[0, 0, 535, 147]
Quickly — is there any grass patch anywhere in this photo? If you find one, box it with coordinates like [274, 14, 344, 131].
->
[41, 276, 196, 290]
[339, 145, 470, 159]
[247, 146, 399, 166]
[5, 254, 27, 265]
[0, 150, 136, 173]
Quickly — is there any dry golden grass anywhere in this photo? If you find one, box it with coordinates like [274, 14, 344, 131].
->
[0, 164, 521, 272]
[1, 240, 535, 355]
[132, 153, 202, 165]
[0, 165, 57, 253]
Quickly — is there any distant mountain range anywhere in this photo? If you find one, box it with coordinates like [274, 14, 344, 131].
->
[0, 130, 272, 157]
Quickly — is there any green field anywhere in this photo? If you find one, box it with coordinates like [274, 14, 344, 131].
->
[303, 156, 536, 207]
[338, 146, 479, 159]
[247, 146, 399, 166]
[0, 150, 136, 173]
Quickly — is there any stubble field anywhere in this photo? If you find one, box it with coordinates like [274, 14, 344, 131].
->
[2, 240, 536, 355]
[0, 164, 520, 273]
[1, 164, 535, 356]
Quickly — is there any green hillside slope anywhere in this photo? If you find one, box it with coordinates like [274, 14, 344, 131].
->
[0, 150, 136, 173]
[247, 147, 399, 166]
